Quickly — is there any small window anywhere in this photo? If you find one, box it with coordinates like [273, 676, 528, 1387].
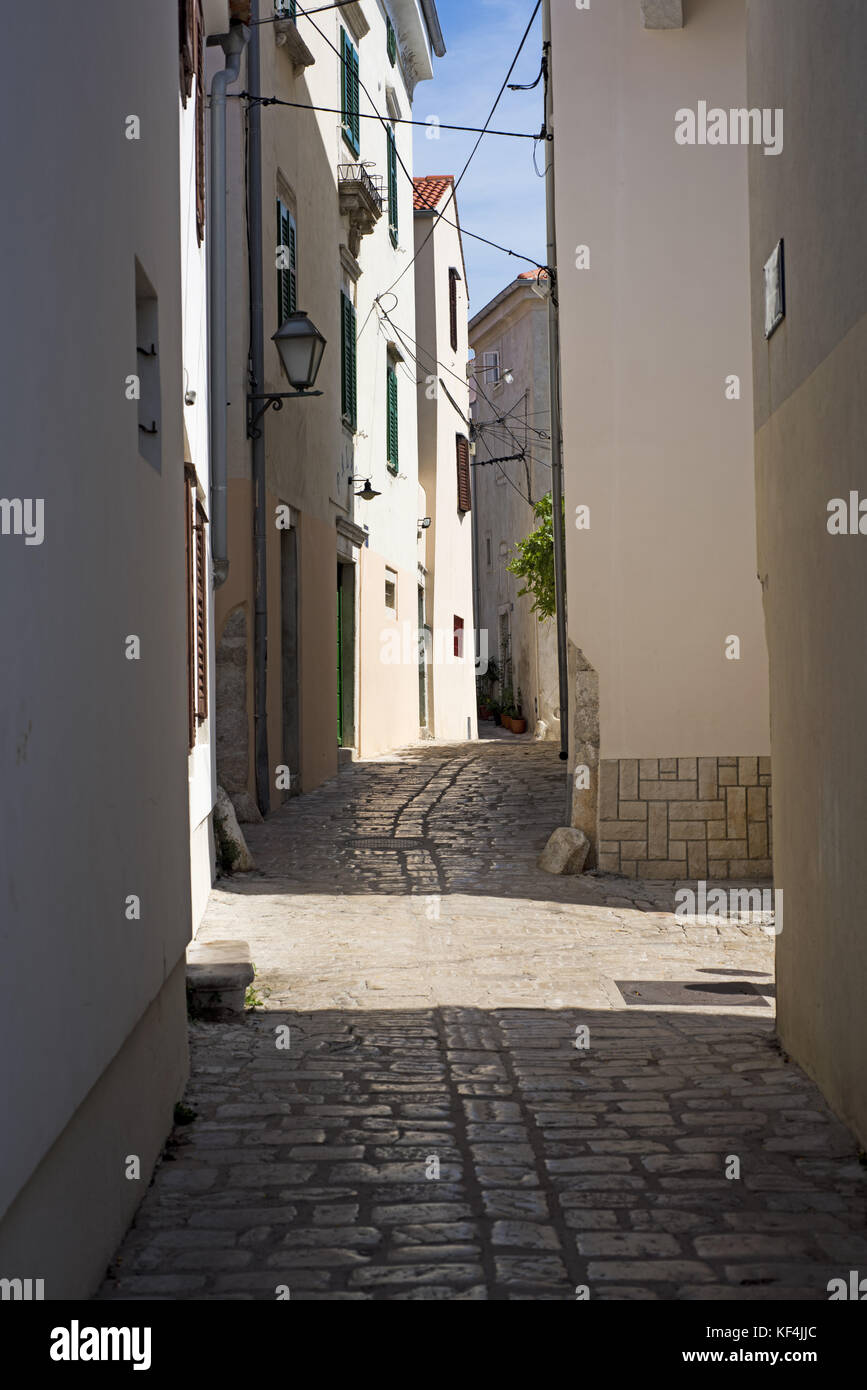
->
[456, 434, 471, 513]
[448, 268, 460, 353]
[386, 360, 399, 473]
[340, 289, 357, 430]
[454, 616, 465, 659]
[387, 127, 399, 247]
[385, 568, 398, 612]
[386, 14, 397, 67]
[275, 0, 298, 18]
[485, 535, 492, 569]
[482, 349, 500, 385]
[135, 258, 161, 472]
[277, 198, 297, 325]
[341, 27, 361, 156]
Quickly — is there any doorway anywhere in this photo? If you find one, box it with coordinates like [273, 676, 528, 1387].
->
[338, 561, 356, 749]
[281, 527, 300, 798]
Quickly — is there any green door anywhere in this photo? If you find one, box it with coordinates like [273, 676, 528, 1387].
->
[337, 573, 344, 745]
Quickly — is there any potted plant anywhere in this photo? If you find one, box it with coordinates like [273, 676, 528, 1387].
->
[510, 689, 527, 735]
[501, 687, 516, 732]
[488, 698, 502, 726]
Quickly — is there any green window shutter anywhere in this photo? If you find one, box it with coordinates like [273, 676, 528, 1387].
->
[341, 29, 360, 156]
[341, 291, 357, 430]
[287, 216, 297, 315]
[277, 201, 298, 324]
[387, 129, 398, 247]
[387, 15, 397, 67]
[386, 364, 399, 473]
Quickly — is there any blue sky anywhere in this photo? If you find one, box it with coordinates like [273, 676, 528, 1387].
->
[412, 0, 546, 316]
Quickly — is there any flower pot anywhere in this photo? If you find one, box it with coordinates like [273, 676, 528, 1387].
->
[502, 715, 513, 732]
[510, 717, 527, 734]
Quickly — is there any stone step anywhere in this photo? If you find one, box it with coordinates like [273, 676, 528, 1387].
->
[186, 939, 255, 1020]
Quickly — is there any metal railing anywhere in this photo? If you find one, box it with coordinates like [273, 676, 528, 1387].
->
[337, 163, 384, 215]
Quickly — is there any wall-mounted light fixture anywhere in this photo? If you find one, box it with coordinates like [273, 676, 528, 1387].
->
[351, 477, 381, 501]
[247, 311, 327, 437]
[418, 517, 432, 530]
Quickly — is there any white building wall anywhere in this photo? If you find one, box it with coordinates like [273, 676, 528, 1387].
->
[552, 0, 768, 759]
[414, 196, 477, 740]
[180, 37, 218, 931]
[349, 1, 438, 756]
[0, 0, 196, 1294]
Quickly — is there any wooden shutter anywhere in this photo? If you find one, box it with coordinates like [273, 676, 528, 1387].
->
[387, 364, 399, 472]
[341, 29, 360, 155]
[194, 0, 205, 244]
[184, 473, 195, 748]
[456, 435, 471, 512]
[387, 129, 398, 246]
[341, 291, 357, 429]
[387, 16, 397, 66]
[277, 201, 297, 324]
[179, 0, 194, 101]
[194, 501, 208, 723]
[449, 268, 459, 352]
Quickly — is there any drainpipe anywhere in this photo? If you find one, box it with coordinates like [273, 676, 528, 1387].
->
[247, 0, 271, 816]
[208, 22, 249, 587]
[542, 0, 570, 787]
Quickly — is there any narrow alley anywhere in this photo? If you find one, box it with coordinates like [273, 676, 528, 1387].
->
[100, 739, 867, 1302]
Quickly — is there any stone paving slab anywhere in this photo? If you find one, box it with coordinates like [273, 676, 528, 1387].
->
[99, 740, 867, 1301]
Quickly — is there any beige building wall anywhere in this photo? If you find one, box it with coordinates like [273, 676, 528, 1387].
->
[216, 1, 442, 802]
[746, 0, 867, 1145]
[414, 183, 478, 742]
[470, 277, 559, 740]
[551, 0, 771, 877]
[358, 547, 422, 755]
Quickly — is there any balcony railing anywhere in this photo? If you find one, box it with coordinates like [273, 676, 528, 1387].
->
[338, 164, 385, 256]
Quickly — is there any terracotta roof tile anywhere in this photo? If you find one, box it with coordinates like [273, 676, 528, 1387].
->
[413, 175, 454, 211]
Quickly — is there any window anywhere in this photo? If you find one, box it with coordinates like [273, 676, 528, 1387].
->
[456, 434, 471, 513]
[386, 360, 399, 473]
[185, 468, 208, 747]
[485, 535, 492, 569]
[386, 14, 397, 66]
[340, 290, 357, 429]
[277, 198, 297, 325]
[275, 0, 298, 18]
[454, 616, 465, 659]
[385, 568, 398, 612]
[135, 258, 161, 472]
[481, 349, 500, 385]
[449, 268, 460, 353]
[340, 27, 360, 155]
[387, 127, 398, 247]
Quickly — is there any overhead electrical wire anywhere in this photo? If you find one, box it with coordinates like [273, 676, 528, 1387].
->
[238, 94, 538, 140]
[377, 0, 544, 300]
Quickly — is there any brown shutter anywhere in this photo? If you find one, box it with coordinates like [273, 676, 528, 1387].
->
[449, 269, 458, 353]
[184, 473, 195, 748]
[179, 0, 195, 101]
[194, 1, 205, 244]
[194, 500, 208, 724]
[456, 435, 471, 513]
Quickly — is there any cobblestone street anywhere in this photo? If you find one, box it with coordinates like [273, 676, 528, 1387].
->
[101, 738, 867, 1301]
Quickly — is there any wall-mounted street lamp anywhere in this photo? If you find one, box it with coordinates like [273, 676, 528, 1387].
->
[352, 477, 381, 501]
[418, 517, 432, 530]
[247, 311, 327, 437]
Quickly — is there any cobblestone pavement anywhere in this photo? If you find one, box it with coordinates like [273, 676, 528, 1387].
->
[100, 737, 867, 1300]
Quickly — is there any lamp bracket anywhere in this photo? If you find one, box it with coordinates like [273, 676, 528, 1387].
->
[246, 390, 323, 439]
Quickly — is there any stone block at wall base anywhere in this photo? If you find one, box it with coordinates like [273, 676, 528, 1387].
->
[599, 756, 772, 880]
